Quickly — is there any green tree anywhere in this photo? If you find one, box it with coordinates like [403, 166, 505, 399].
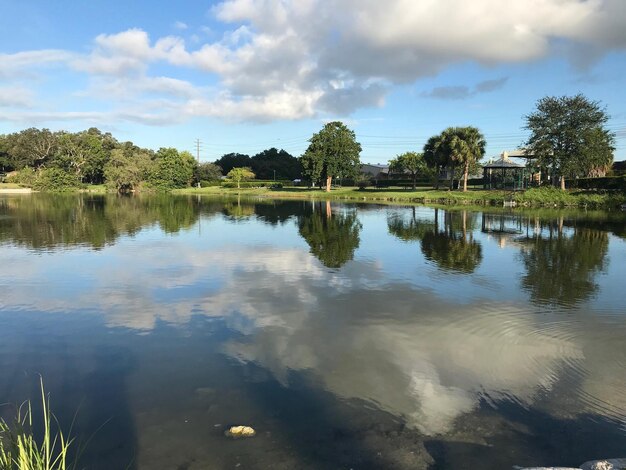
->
[227, 167, 255, 189]
[444, 127, 486, 191]
[79, 128, 117, 184]
[149, 148, 196, 190]
[423, 128, 485, 191]
[251, 148, 302, 180]
[214, 153, 252, 174]
[388, 151, 427, 190]
[194, 162, 223, 183]
[300, 121, 362, 192]
[524, 94, 615, 189]
[52, 132, 89, 180]
[104, 148, 153, 193]
[423, 135, 449, 190]
[3, 128, 58, 170]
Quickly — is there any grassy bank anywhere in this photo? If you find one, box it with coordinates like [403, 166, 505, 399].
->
[172, 185, 626, 209]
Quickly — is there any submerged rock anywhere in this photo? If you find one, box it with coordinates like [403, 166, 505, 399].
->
[513, 467, 579, 469]
[514, 458, 626, 470]
[581, 459, 626, 470]
[225, 425, 256, 438]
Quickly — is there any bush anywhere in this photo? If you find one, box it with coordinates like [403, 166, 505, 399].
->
[200, 180, 222, 187]
[269, 183, 283, 189]
[32, 168, 82, 192]
[5, 167, 37, 187]
[568, 176, 626, 191]
[221, 180, 282, 188]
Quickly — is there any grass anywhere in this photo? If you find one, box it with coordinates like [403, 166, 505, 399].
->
[0, 183, 25, 189]
[172, 185, 626, 209]
[80, 184, 107, 194]
[0, 379, 74, 470]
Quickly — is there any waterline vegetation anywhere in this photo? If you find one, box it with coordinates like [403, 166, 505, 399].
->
[173, 185, 626, 209]
[0, 379, 74, 470]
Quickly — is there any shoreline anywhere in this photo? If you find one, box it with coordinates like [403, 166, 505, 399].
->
[2, 185, 624, 210]
[172, 186, 626, 210]
[0, 188, 32, 194]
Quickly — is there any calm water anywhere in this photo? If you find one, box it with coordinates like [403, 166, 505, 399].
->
[1, 194, 626, 469]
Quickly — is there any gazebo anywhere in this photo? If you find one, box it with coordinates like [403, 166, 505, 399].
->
[482, 155, 526, 190]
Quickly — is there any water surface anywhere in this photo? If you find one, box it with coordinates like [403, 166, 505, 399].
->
[1, 194, 625, 469]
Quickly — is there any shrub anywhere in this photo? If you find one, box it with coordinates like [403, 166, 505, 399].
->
[568, 176, 626, 191]
[5, 168, 37, 187]
[31, 168, 81, 192]
[199, 180, 222, 188]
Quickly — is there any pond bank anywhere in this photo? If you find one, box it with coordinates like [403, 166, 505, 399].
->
[0, 187, 32, 194]
[172, 186, 626, 210]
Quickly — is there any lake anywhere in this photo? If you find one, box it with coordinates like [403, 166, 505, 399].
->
[1, 194, 625, 469]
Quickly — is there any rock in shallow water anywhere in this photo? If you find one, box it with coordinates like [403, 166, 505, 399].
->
[581, 459, 626, 470]
[225, 425, 256, 438]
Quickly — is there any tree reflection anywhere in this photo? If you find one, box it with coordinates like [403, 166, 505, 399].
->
[297, 201, 361, 268]
[388, 208, 483, 273]
[221, 196, 255, 220]
[0, 195, 208, 249]
[520, 224, 608, 306]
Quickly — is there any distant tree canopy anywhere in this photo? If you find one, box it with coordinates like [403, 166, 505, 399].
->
[524, 94, 615, 189]
[194, 162, 223, 183]
[251, 148, 302, 180]
[149, 148, 196, 190]
[0, 127, 207, 192]
[388, 152, 428, 189]
[104, 148, 153, 193]
[300, 121, 362, 192]
[214, 148, 301, 180]
[214, 153, 252, 175]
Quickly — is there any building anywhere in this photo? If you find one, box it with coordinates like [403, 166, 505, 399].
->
[360, 163, 389, 179]
[612, 160, 626, 175]
[482, 155, 527, 190]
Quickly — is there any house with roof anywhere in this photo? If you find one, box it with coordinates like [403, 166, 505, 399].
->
[360, 163, 389, 179]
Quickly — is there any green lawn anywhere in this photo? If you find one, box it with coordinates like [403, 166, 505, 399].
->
[172, 185, 626, 209]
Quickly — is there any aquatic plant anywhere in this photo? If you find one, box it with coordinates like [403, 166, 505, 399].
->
[0, 379, 74, 470]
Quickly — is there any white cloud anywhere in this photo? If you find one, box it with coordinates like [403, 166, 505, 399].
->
[173, 21, 188, 30]
[0, 86, 34, 108]
[422, 77, 509, 100]
[1, 0, 625, 123]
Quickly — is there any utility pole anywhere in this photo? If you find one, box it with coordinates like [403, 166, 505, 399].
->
[194, 138, 202, 164]
[194, 139, 202, 189]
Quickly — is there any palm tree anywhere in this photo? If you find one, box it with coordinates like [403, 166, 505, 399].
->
[423, 135, 449, 190]
[437, 127, 486, 192]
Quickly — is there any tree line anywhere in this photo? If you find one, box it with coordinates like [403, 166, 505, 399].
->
[0, 94, 616, 192]
[299, 94, 615, 192]
[0, 127, 301, 192]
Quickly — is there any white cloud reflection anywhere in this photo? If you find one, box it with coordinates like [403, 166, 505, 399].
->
[1, 238, 625, 435]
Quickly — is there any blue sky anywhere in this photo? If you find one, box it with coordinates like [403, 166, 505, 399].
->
[1, 0, 625, 164]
